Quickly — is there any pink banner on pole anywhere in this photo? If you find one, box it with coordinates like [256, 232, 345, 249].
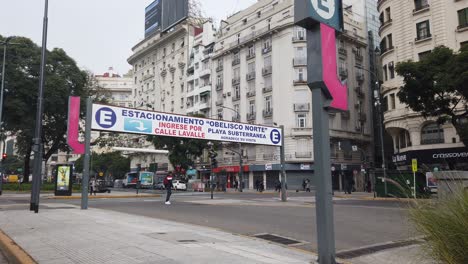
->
[321, 23, 348, 111]
[67, 96, 85, 154]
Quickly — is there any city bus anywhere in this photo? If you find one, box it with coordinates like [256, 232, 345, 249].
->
[123, 171, 155, 189]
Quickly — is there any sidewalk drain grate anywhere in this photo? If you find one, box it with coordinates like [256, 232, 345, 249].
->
[336, 240, 422, 259]
[254, 234, 301, 245]
[177, 240, 197, 243]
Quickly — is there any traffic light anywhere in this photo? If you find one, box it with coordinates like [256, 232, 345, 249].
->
[209, 150, 218, 168]
[2, 153, 6, 160]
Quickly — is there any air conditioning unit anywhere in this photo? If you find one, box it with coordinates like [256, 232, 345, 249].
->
[227, 92, 231, 96]
[223, 93, 227, 98]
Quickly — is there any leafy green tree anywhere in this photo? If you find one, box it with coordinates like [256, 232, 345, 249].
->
[1, 35, 94, 181]
[396, 45, 468, 146]
[74, 151, 130, 179]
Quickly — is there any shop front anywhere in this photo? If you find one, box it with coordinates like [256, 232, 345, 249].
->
[392, 147, 468, 171]
[249, 163, 314, 191]
[212, 165, 249, 190]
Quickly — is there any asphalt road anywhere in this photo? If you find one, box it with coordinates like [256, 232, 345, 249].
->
[39, 192, 414, 253]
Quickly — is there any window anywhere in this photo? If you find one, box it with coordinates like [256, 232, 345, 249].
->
[248, 81, 255, 93]
[297, 68, 306, 81]
[295, 47, 306, 58]
[249, 100, 255, 115]
[263, 38, 272, 49]
[234, 104, 240, 119]
[416, 20, 431, 40]
[383, 65, 388, 81]
[233, 68, 240, 80]
[248, 62, 255, 74]
[414, 0, 429, 11]
[379, 12, 384, 24]
[389, 62, 395, 79]
[389, 94, 396, 109]
[294, 26, 306, 40]
[248, 45, 255, 57]
[387, 34, 393, 48]
[418, 50, 431, 60]
[181, 98, 184, 107]
[234, 85, 240, 99]
[265, 96, 272, 112]
[458, 8, 468, 29]
[421, 123, 445, 144]
[382, 96, 389, 112]
[385, 7, 391, 21]
[297, 113, 307, 128]
[264, 56, 272, 67]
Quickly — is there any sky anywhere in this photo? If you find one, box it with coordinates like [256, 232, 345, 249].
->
[0, 0, 257, 75]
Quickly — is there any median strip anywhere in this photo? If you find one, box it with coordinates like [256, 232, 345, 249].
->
[47, 194, 161, 200]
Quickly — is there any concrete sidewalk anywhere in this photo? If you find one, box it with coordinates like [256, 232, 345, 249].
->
[0, 204, 316, 264]
[0, 190, 161, 200]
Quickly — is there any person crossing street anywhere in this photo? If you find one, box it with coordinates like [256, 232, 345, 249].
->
[164, 173, 174, 205]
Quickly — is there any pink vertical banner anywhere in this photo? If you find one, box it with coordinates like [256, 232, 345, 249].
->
[321, 23, 348, 111]
[67, 96, 85, 154]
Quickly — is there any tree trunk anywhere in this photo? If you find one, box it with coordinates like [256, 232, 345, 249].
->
[22, 145, 32, 183]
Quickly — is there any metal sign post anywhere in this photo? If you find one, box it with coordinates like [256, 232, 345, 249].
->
[81, 98, 92, 210]
[295, 1, 345, 263]
[412, 159, 417, 199]
[280, 125, 287, 202]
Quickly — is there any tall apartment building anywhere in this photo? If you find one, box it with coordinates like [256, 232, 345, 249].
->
[210, 0, 372, 191]
[186, 21, 216, 118]
[378, 0, 468, 170]
[94, 68, 133, 108]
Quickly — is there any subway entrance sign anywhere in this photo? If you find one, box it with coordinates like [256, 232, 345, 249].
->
[91, 104, 282, 146]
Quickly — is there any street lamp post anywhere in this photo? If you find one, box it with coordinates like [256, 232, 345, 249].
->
[0, 37, 20, 196]
[31, 0, 49, 213]
[355, 65, 388, 197]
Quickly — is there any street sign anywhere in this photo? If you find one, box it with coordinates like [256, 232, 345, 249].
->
[265, 164, 273, 171]
[91, 104, 282, 146]
[295, 0, 343, 31]
[412, 159, 418, 172]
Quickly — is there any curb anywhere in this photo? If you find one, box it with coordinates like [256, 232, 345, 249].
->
[0, 229, 36, 264]
[46, 194, 161, 200]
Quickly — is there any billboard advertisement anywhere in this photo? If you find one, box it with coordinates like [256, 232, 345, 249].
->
[91, 104, 282, 146]
[145, 0, 162, 37]
[55, 164, 73, 196]
[162, 0, 189, 32]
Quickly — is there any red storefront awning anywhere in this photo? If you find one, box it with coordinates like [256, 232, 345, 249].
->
[212, 165, 249, 173]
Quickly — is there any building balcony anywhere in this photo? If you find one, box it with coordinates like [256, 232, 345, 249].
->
[216, 65, 224, 72]
[232, 94, 241, 101]
[292, 127, 312, 136]
[355, 53, 363, 62]
[293, 57, 307, 66]
[339, 68, 348, 78]
[247, 112, 256, 121]
[359, 113, 367, 122]
[292, 36, 306, 42]
[356, 73, 365, 82]
[415, 34, 432, 42]
[262, 66, 272, 76]
[246, 52, 256, 60]
[215, 99, 223, 106]
[232, 78, 240, 85]
[199, 68, 211, 78]
[262, 86, 272, 93]
[457, 23, 468, 32]
[232, 58, 240, 66]
[379, 19, 393, 34]
[199, 101, 210, 110]
[293, 79, 307, 85]
[338, 47, 347, 56]
[216, 83, 223, 91]
[262, 46, 272, 54]
[413, 4, 430, 14]
[355, 87, 365, 98]
[246, 90, 256, 98]
[199, 84, 211, 94]
[421, 138, 445, 145]
[246, 72, 256, 81]
[263, 109, 273, 118]
[294, 103, 310, 112]
[295, 152, 312, 159]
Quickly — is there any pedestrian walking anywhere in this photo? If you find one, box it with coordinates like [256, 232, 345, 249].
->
[255, 179, 260, 192]
[302, 178, 307, 191]
[90, 178, 97, 196]
[305, 179, 311, 192]
[164, 173, 174, 205]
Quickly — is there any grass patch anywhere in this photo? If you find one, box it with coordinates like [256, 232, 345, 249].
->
[409, 188, 468, 264]
[1, 183, 82, 192]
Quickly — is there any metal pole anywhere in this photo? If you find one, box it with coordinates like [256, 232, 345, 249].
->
[0, 42, 8, 197]
[30, 0, 48, 213]
[280, 125, 287, 202]
[238, 143, 243, 192]
[210, 173, 214, 199]
[81, 98, 92, 209]
[377, 95, 388, 196]
[413, 171, 416, 199]
[0, 141, 4, 196]
[308, 27, 336, 264]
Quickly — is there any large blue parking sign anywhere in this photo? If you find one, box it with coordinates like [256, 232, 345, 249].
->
[295, 0, 343, 31]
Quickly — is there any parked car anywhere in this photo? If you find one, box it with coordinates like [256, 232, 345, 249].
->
[154, 181, 165, 190]
[173, 180, 187, 191]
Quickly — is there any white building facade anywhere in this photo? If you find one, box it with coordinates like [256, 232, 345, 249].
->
[378, 0, 468, 170]
[210, 0, 373, 191]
